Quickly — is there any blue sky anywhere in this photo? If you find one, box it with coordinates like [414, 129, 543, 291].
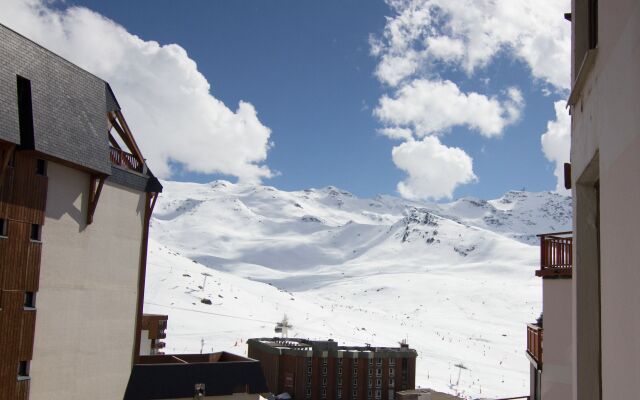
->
[3, 0, 571, 200]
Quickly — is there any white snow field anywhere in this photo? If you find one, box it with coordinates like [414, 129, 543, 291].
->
[144, 181, 571, 399]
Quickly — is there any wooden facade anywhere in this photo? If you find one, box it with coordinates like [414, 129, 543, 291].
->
[248, 339, 417, 400]
[0, 150, 48, 400]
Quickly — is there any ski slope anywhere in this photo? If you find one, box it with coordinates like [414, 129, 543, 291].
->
[145, 181, 571, 399]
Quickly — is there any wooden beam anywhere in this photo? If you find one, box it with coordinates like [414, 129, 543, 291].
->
[87, 175, 105, 225]
[0, 144, 16, 192]
[108, 133, 122, 150]
[109, 110, 145, 168]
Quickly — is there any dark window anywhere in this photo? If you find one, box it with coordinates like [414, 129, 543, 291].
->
[30, 224, 41, 241]
[573, 0, 598, 79]
[36, 159, 47, 176]
[588, 0, 598, 49]
[18, 361, 29, 379]
[24, 292, 35, 308]
[0, 219, 7, 237]
[16, 76, 35, 150]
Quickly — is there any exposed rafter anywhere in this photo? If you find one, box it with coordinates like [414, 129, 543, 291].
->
[108, 110, 145, 168]
[87, 174, 106, 225]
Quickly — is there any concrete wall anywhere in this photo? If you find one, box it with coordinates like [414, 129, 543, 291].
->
[29, 162, 145, 400]
[570, 1, 640, 399]
[541, 279, 572, 400]
[140, 329, 152, 356]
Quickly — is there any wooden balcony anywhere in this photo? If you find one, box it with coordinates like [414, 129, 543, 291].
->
[526, 323, 543, 367]
[110, 146, 144, 173]
[535, 231, 572, 278]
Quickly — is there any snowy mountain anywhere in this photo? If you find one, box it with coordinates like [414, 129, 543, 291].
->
[145, 181, 571, 399]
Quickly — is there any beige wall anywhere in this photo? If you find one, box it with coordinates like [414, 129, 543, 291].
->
[570, 1, 640, 399]
[29, 162, 145, 400]
[541, 279, 572, 400]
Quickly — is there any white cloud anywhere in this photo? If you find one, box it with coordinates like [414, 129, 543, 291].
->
[374, 0, 571, 90]
[541, 101, 571, 194]
[378, 127, 414, 141]
[371, 0, 570, 199]
[392, 136, 477, 200]
[375, 79, 523, 138]
[0, 0, 274, 182]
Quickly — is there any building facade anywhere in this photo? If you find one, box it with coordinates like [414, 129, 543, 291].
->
[568, 0, 640, 399]
[0, 23, 162, 400]
[140, 313, 168, 356]
[247, 338, 417, 400]
[526, 232, 573, 400]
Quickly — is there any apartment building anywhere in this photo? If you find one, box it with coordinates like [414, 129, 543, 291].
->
[140, 313, 169, 356]
[0, 23, 273, 400]
[567, 0, 640, 399]
[247, 338, 417, 400]
[0, 22, 162, 400]
[525, 232, 573, 400]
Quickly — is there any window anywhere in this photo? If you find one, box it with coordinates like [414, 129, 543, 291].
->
[306, 388, 312, 397]
[376, 368, 382, 377]
[16, 76, 34, 150]
[322, 367, 327, 375]
[353, 377, 358, 386]
[368, 390, 372, 397]
[338, 378, 342, 385]
[322, 358, 328, 365]
[17, 361, 29, 380]
[352, 390, 357, 398]
[307, 376, 312, 385]
[389, 358, 396, 366]
[376, 379, 382, 387]
[368, 368, 373, 376]
[36, 159, 47, 176]
[389, 378, 395, 386]
[307, 366, 312, 374]
[353, 367, 358, 375]
[389, 367, 395, 376]
[338, 367, 343, 375]
[388, 390, 395, 400]
[0, 219, 7, 237]
[322, 388, 327, 398]
[24, 292, 35, 309]
[376, 357, 382, 365]
[375, 390, 381, 399]
[322, 377, 327, 386]
[368, 378, 372, 387]
[337, 391, 342, 399]
[573, 0, 598, 79]
[30, 224, 41, 242]
[338, 358, 343, 365]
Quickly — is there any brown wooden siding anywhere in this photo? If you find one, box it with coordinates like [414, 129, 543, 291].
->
[0, 151, 48, 400]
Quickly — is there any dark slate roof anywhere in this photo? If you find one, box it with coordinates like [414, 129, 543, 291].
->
[0, 23, 110, 174]
[124, 353, 269, 400]
[0, 23, 162, 194]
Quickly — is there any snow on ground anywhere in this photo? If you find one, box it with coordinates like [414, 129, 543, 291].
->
[145, 180, 571, 399]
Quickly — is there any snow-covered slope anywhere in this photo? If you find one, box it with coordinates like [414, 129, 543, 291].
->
[145, 181, 571, 399]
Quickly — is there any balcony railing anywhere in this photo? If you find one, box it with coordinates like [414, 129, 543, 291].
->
[110, 146, 144, 173]
[535, 231, 572, 278]
[526, 323, 543, 366]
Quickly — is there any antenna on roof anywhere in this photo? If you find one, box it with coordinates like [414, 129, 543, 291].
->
[275, 314, 293, 338]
